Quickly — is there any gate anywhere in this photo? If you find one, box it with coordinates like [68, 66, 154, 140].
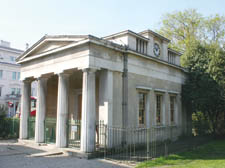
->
[44, 117, 56, 143]
[28, 117, 35, 139]
[67, 119, 81, 148]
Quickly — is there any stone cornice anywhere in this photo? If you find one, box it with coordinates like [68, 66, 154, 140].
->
[17, 35, 187, 73]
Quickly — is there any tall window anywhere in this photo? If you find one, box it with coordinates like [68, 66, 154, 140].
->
[17, 72, 20, 80]
[16, 88, 21, 95]
[138, 92, 146, 125]
[136, 38, 148, 54]
[170, 96, 176, 123]
[12, 72, 17, 80]
[11, 88, 20, 95]
[156, 94, 162, 124]
[0, 87, 2, 96]
[11, 88, 16, 94]
[10, 56, 15, 62]
[0, 70, 2, 79]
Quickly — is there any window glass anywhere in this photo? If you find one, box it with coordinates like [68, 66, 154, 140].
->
[10, 56, 15, 62]
[138, 92, 146, 125]
[11, 88, 16, 94]
[12, 72, 16, 80]
[31, 99, 36, 108]
[16, 88, 21, 95]
[170, 96, 176, 123]
[156, 94, 162, 124]
[0, 87, 2, 96]
[17, 72, 20, 80]
[0, 70, 2, 79]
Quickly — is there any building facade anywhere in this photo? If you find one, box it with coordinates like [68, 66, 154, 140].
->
[17, 29, 191, 153]
[0, 40, 37, 117]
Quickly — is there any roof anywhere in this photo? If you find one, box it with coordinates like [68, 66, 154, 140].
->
[103, 30, 149, 41]
[139, 29, 170, 42]
[0, 45, 24, 54]
[0, 61, 21, 67]
[16, 35, 89, 61]
[16, 30, 185, 72]
[168, 48, 183, 56]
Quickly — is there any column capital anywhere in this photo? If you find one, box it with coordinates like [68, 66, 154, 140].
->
[37, 76, 49, 81]
[57, 72, 71, 78]
[23, 78, 33, 83]
[82, 68, 98, 73]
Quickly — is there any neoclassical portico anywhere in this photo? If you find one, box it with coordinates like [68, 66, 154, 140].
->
[19, 68, 99, 152]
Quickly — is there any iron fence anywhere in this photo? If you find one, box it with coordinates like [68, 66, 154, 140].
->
[28, 117, 35, 139]
[100, 125, 183, 163]
[44, 117, 56, 143]
[67, 119, 81, 148]
[0, 117, 20, 139]
[67, 120, 105, 149]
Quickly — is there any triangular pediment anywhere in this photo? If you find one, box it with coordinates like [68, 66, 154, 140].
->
[17, 35, 88, 62]
[30, 41, 73, 56]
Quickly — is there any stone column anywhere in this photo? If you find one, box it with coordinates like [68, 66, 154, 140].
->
[56, 73, 70, 148]
[80, 68, 96, 153]
[19, 80, 31, 139]
[35, 77, 48, 143]
[99, 70, 113, 148]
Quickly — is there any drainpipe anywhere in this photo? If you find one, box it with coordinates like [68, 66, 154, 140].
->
[122, 46, 128, 145]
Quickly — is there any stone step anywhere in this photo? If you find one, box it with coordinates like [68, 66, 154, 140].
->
[29, 151, 63, 157]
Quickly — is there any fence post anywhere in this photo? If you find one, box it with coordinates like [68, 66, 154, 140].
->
[104, 124, 107, 159]
[147, 128, 150, 159]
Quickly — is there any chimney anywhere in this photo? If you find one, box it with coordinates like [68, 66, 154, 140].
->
[26, 43, 29, 50]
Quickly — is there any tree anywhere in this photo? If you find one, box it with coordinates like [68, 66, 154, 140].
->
[159, 9, 225, 66]
[182, 42, 225, 136]
[205, 15, 225, 44]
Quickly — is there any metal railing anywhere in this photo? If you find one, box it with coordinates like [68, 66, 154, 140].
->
[28, 117, 35, 139]
[67, 119, 81, 148]
[100, 125, 182, 163]
[44, 117, 56, 143]
[0, 117, 20, 139]
[67, 120, 105, 149]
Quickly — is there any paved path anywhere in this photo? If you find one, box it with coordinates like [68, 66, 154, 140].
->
[0, 140, 131, 168]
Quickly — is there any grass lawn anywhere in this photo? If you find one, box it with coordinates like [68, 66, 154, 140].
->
[136, 139, 225, 168]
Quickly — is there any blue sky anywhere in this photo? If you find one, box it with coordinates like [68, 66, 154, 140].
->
[0, 0, 224, 50]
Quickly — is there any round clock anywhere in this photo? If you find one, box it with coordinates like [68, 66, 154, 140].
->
[153, 43, 160, 57]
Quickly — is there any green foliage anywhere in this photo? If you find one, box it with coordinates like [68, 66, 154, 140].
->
[182, 42, 225, 136]
[0, 105, 7, 118]
[0, 105, 20, 139]
[192, 112, 212, 136]
[159, 9, 225, 66]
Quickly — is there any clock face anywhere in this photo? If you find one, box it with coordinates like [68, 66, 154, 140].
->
[153, 43, 160, 56]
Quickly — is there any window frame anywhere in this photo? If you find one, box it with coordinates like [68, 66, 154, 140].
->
[12, 72, 17, 80]
[0, 70, 2, 79]
[169, 95, 176, 125]
[0, 87, 2, 97]
[136, 38, 148, 54]
[138, 91, 147, 127]
[155, 93, 164, 125]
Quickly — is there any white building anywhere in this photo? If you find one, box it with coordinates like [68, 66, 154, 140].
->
[17, 29, 191, 153]
[0, 40, 36, 117]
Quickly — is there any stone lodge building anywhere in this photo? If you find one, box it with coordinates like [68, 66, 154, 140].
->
[17, 29, 190, 153]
